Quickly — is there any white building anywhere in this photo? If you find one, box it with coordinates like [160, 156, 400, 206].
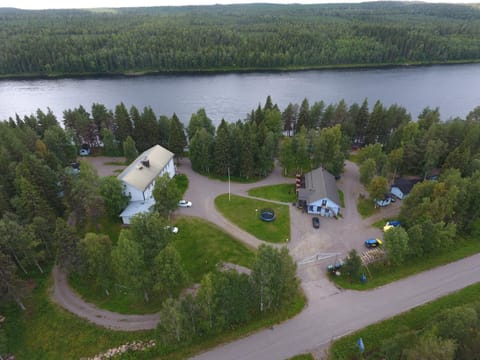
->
[118, 144, 175, 224]
[297, 167, 341, 217]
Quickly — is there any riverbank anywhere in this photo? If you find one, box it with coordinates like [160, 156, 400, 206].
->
[1, 59, 479, 81]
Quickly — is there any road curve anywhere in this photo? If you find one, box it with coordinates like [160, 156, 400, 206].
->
[51, 266, 160, 331]
[191, 253, 480, 360]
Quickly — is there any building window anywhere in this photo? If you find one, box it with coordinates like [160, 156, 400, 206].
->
[322, 200, 327, 206]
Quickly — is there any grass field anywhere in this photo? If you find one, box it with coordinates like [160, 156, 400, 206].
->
[69, 216, 256, 313]
[215, 194, 291, 243]
[1, 271, 152, 360]
[357, 195, 379, 218]
[247, 183, 296, 203]
[329, 282, 480, 359]
[172, 217, 256, 283]
[338, 190, 345, 208]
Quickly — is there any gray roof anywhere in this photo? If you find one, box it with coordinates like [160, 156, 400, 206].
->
[298, 168, 340, 205]
[117, 144, 174, 192]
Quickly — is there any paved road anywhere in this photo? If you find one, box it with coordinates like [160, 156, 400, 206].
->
[191, 253, 480, 360]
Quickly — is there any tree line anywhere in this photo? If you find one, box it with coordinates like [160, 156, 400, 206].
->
[376, 301, 480, 359]
[156, 245, 297, 349]
[2, 2, 480, 76]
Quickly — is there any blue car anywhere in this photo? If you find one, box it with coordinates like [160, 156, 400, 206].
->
[383, 220, 401, 232]
[365, 238, 383, 248]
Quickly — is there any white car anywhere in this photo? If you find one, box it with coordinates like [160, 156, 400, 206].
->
[178, 200, 192, 208]
[164, 226, 179, 234]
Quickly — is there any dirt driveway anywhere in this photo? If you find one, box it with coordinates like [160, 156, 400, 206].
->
[82, 156, 126, 177]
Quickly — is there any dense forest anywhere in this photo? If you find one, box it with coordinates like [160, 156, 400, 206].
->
[1, 2, 480, 76]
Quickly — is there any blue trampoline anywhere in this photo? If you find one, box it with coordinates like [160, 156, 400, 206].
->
[259, 208, 276, 222]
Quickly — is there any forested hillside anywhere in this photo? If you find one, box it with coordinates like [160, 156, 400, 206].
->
[1, 2, 480, 76]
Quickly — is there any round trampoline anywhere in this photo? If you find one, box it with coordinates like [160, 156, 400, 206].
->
[259, 208, 276, 222]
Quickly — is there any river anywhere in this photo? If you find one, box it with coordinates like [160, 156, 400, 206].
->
[1, 63, 480, 126]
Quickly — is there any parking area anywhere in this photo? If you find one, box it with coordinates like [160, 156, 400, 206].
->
[289, 160, 401, 282]
[82, 156, 126, 177]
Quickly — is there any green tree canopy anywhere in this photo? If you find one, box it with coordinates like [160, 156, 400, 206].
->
[99, 176, 129, 219]
[152, 173, 181, 220]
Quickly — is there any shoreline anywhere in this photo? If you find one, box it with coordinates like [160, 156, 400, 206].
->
[1, 60, 479, 81]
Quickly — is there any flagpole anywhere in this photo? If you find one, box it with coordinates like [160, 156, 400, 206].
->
[228, 167, 231, 201]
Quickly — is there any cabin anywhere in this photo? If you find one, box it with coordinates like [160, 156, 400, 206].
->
[297, 168, 341, 217]
[118, 144, 175, 224]
[390, 178, 421, 200]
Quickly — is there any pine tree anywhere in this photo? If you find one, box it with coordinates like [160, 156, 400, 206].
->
[213, 120, 232, 176]
[168, 113, 187, 163]
[114, 102, 133, 144]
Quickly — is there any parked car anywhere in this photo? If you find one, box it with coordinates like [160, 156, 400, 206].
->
[79, 148, 90, 156]
[164, 226, 179, 234]
[365, 238, 382, 248]
[178, 200, 192, 208]
[383, 220, 401, 232]
[376, 197, 392, 207]
[327, 259, 344, 273]
[388, 193, 396, 202]
[312, 217, 320, 229]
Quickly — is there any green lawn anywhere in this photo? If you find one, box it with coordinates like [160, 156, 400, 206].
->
[247, 183, 296, 203]
[104, 160, 127, 166]
[69, 216, 256, 313]
[215, 194, 291, 243]
[1, 271, 152, 360]
[331, 237, 480, 290]
[68, 274, 164, 314]
[357, 195, 379, 218]
[338, 190, 345, 208]
[348, 153, 361, 164]
[329, 282, 480, 359]
[172, 217, 256, 283]
[85, 215, 123, 243]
